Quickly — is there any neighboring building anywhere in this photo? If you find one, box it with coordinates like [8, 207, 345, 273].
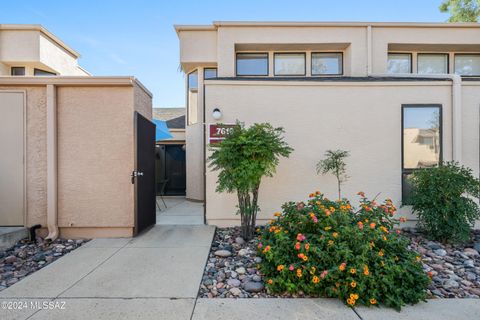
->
[0, 24, 89, 76]
[0, 25, 154, 239]
[176, 21, 480, 227]
[153, 108, 187, 196]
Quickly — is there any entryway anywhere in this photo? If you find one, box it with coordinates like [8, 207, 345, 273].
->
[156, 197, 203, 225]
[156, 144, 186, 196]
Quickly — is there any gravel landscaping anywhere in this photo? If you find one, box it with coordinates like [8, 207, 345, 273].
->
[0, 237, 89, 291]
[199, 227, 480, 299]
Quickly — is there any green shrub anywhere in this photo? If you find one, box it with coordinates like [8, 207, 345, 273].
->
[409, 161, 480, 243]
[257, 192, 429, 310]
[208, 122, 292, 240]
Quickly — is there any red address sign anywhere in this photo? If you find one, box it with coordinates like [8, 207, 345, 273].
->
[209, 123, 236, 145]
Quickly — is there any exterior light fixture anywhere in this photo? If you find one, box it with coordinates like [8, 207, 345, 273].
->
[212, 108, 222, 120]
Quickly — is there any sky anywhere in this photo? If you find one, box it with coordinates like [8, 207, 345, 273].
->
[0, 0, 452, 108]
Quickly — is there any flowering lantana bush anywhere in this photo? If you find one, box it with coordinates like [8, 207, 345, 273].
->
[257, 191, 430, 310]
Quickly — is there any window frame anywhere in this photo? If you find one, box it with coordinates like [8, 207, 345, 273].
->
[311, 52, 344, 76]
[401, 104, 443, 203]
[273, 52, 306, 76]
[203, 68, 217, 79]
[186, 69, 199, 126]
[10, 66, 25, 76]
[417, 53, 449, 74]
[453, 53, 480, 76]
[387, 52, 413, 74]
[33, 68, 56, 76]
[235, 52, 269, 77]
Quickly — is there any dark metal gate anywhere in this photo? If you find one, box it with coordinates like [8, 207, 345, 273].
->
[133, 112, 156, 235]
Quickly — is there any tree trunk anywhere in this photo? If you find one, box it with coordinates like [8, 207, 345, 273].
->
[237, 186, 260, 241]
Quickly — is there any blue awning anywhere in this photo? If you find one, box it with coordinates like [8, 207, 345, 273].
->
[153, 119, 173, 141]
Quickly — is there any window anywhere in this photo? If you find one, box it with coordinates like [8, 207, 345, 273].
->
[187, 70, 198, 125]
[311, 52, 343, 75]
[402, 105, 442, 203]
[454, 54, 480, 76]
[417, 54, 448, 74]
[236, 53, 268, 76]
[387, 53, 412, 74]
[11, 67, 25, 76]
[34, 68, 56, 76]
[274, 53, 305, 76]
[204, 68, 217, 79]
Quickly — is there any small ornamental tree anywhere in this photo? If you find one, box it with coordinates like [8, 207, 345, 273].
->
[409, 161, 480, 243]
[316, 150, 350, 200]
[208, 122, 293, 240]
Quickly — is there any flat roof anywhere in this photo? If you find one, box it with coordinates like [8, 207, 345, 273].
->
[0, 24, 81, 58]
[0, 76, 152, 97]
[175, 21, 480, 32]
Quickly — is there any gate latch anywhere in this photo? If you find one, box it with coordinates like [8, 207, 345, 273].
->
[131, 170, 144, 184]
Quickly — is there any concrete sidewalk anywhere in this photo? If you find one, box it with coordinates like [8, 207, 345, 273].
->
[0, 225, 215, 320]
[1, 224, 480, 319]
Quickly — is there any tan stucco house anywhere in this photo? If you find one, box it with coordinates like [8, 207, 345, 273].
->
[176, 21, 480, 227]
[0, 25, 154, 239]
[0, 24, 89, 76]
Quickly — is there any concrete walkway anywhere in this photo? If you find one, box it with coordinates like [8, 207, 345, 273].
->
[1, 224, 480, 319]
[0, 225, 215, 320]
[156, 197, 204, 225]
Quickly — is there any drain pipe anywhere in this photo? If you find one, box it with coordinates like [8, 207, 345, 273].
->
[45, 84, 59, 241]
[365, 25, 462, 163]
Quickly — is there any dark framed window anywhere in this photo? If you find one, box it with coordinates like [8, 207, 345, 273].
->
[417, 53, 448, 74]
[187, 70, 198, 125]
[204, 68, 217, 79]
[274, 53, 306, 76]
[388, 53, 412, 74]
[454, 54, 480, 76]
[236, 53, 268, 76]
[311, 52, 343, 75]
[34, 68, 56, 76]
[11, 67, 25, 76]
[401, 104, 442, 203]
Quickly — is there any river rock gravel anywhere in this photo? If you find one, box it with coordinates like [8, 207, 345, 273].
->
[0, 237, 89, 291]
[199, 227, 480, 299]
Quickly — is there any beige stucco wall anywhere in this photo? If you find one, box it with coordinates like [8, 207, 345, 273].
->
[178, 30, 217, 70]
[56, 86, 135, 233]
[0, 28, 88, 76]
[216, 26, 365, 77]
[462, 83, 480, 178]
[39, 33, 87, 76]
[204, 80, 458, 226]
[0, 78, 153, 238]
[371, 27, 480, 74]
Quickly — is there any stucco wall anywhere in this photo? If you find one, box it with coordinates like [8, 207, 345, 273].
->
[39, 33, 86, 76]
[56, 86, 135, 231]
[462, 83, 480, 178]
[216, 27, 366, 77]
[204, 81, 456, 226]
[186, 69, 205, 201]
[0, 30, 40, 62]
[0, 86, 48, 227]
[133, 82, 153, 120]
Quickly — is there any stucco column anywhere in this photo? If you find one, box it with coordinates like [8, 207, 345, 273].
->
[46, 84, 59, 240]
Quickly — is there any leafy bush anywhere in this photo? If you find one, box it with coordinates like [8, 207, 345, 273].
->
[409, 161, 480, 243]
[257, 192, 429, 310]
[208, 122, 293, 240]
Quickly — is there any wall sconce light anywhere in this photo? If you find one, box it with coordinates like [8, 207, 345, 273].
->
[212, 108, 222, 120]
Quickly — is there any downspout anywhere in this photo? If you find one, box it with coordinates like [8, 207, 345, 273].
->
[45, 84, 59, 241]
[365, 25, 462, 163]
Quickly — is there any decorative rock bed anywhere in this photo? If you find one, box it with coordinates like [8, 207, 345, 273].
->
[0, 237, 89, 291]
[404, 229, 480, 298]
[199, 227, 480, 299]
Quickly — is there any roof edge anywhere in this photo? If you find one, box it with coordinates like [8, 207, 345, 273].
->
[0, 76, 146, 93]
[0, 24, 81, 58]
[213, 21, 480, 28]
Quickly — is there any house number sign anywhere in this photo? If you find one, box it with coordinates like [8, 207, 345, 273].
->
[209, 123, 236, 145]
